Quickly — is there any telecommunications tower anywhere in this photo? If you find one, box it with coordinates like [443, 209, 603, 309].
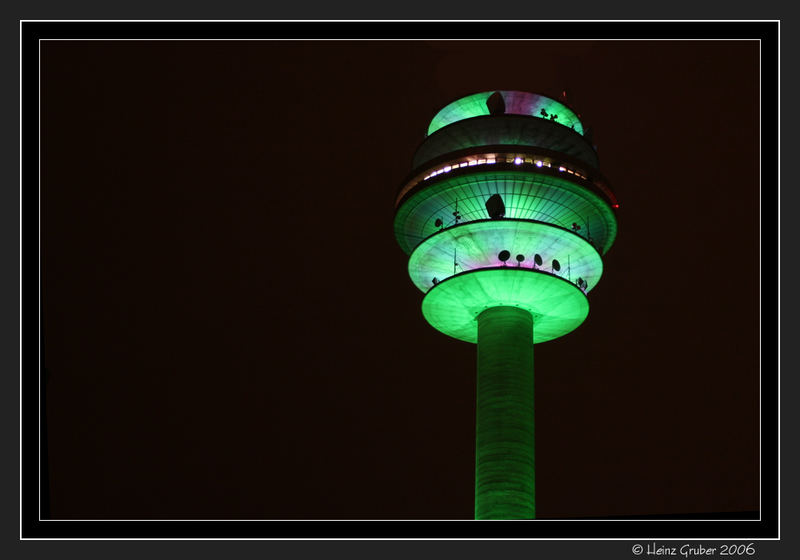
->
[393, 91, 619, 519]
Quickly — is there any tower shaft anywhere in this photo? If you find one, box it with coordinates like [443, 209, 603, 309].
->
[475, 306, 535, 519]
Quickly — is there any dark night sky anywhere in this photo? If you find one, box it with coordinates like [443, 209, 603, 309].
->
[41, 39, 760, 520]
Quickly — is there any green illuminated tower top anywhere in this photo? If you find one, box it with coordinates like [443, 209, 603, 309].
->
[393, 90, 619, 519]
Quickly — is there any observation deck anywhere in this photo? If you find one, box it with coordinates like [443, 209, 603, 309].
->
[394, 90, 619, 344]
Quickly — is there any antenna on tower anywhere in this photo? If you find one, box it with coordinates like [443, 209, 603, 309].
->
[453, 247, 458, 275]
[453, 200, 461, 224]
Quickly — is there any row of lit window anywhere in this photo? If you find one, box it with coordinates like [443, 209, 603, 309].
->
[422, 155, 589, 182]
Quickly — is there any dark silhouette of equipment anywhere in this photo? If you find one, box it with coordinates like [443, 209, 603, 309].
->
[453, 200, 461, 224]
[485, 194, 506, 219]
[486, 91, 506, 115]
[533, 254, 543, 267]
[498, 250, 511, 263]
[435, 218, 443, 229]
[515, 254, 525, 265]
[552, 259, 561, 272]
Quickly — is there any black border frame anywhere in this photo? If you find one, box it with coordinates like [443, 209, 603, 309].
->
[21, 20, 779, 539]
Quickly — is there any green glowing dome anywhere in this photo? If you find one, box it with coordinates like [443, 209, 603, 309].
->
[427, 91, 584, 136]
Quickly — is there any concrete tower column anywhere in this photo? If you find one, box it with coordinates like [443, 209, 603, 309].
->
[475, 306, 535, 519]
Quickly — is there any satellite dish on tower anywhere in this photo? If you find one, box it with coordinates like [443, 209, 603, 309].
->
[552, 259, 561, 272]
[485, 194, 506, 219]
[486, 91, 506, 115]
[533, 254, 543, 267]
[498, 250, 510, 263]
[434, 218, 443, 229]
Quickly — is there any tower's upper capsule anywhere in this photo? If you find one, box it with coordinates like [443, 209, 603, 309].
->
[427, 91, 584, 137]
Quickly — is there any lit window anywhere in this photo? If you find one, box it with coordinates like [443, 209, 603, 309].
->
[468, 160, 478, 166]
[478, 159, 486, 164]
[487, 158, 496, 164]
[559, 166, 566, 172]
[460, 162, 468, 168]
[524, 158, 533, 164]
[444, 166, 452, 172]
[514, 157, 523, 165]
[535, 160, 543, 167]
